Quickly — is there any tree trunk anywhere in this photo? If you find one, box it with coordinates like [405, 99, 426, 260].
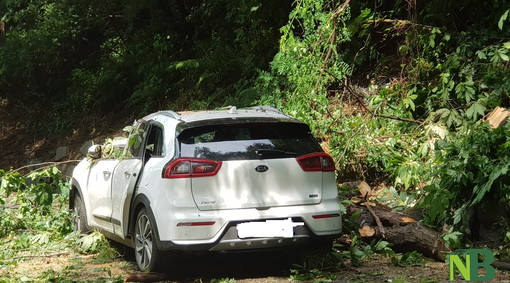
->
[493, 261, 510, 271]
[0, 17, 5, 45]
[347, 204, 448, 261]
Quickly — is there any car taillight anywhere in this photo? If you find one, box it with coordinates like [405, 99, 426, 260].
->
[296, 153, 335, 172]
[163, 158, 222, 178]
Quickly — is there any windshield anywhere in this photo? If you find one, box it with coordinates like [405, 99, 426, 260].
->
[177, 122, 322, 161]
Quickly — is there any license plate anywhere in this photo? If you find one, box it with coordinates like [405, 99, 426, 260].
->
[237, 218, 304, 238]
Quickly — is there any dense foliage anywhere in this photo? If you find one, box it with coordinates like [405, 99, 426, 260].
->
[0, 0, 291, 132]
[2, 0, 510, 248]
[255, 0, 510, 245]
[421, 122, 510, 235]
[0, 167, 121, 281]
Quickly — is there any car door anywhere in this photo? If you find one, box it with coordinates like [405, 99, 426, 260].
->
[87, 159, 119, 233]
[110, 121, 151, 238]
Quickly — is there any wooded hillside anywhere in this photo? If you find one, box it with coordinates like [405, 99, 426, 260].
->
[2, 0, 510, 255]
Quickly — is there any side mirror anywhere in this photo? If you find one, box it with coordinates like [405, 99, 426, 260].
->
[87, 145, 102, 159]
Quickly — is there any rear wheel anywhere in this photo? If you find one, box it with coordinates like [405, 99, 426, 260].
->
[133, 207, 162, 272]
[73, 194, 89, 233]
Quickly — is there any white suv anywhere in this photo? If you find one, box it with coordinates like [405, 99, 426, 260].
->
[70, 106, 342, 272]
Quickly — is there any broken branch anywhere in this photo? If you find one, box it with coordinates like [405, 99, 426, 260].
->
[364, 202, 386, 239]
[12, 252, 69, 259]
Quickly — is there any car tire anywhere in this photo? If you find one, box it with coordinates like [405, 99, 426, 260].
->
[133, 207, 162, 272]
[73, 194, 89, 233]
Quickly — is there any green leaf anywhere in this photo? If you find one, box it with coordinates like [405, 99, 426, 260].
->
[429, 37, 435, 48]
[436, 108, 450, 119]
[441, 230, 463, 249]
[476, 50, 487, 60]
[499, 49, 510, 61]
[473, 102, 486, 117]
[455, 81, 476, 103]
[453, 208, 463, 225]
[390, 186, 399, 198]
[123, 125, 135, 133]
[406, 98, 415, 111]
[466, 102, 485, 120]
[499, 10, 509, 30]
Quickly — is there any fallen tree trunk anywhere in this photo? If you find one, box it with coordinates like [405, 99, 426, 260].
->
[346, 203, 448, 261]
[493, 260, 510, 271]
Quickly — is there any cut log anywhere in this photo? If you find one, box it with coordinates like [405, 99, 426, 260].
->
[346, 204, 448, 261]
[380, 223, 447, 261]
[359, 225, 375, 237]
[347, 204, 419, 227]
[364, 202, 386, 238]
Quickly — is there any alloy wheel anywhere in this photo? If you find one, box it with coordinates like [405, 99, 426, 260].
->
[135, 212, 154, 271]
[73, 201, 81, 231]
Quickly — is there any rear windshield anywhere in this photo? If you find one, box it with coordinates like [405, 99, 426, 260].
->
[178, 122, 322, 161]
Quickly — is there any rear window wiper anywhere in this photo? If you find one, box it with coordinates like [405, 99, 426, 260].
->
[256, 149, 297, 158]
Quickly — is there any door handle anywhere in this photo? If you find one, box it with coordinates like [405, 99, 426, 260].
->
[124, 171, 131, 177]
[103, 171, 111, 175]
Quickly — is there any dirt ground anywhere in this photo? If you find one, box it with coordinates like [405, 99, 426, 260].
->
[3, 247, 510, 283]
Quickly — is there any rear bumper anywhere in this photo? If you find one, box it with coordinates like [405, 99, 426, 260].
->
[157, 217, 341, 252]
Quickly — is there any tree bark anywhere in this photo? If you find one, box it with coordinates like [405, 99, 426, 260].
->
[493, 261, 510, 271]
[347, 204, 448, 261]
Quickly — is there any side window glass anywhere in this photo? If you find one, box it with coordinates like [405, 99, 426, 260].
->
[101, 138, 127, 159]
[146, 125, 164, 157]
[125, 122, 149, 159]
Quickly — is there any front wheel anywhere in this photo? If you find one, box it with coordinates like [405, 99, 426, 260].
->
[133, 207, 162, 272]
[73, 194, 89, 233]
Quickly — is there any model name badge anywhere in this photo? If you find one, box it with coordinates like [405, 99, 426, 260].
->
[255, 165, 269, 173]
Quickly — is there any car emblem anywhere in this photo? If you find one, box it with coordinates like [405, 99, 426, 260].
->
[255, 165, 269, 173]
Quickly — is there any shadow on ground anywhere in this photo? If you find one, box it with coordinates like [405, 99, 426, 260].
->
[118, 244, 296, 282]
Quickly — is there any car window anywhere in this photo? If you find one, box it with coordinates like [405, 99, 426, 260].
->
[146, 124, 164, 157]
[100, 138, 127, 159]
[126, 122, 150, 159]
[178, 122, 321, 161]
